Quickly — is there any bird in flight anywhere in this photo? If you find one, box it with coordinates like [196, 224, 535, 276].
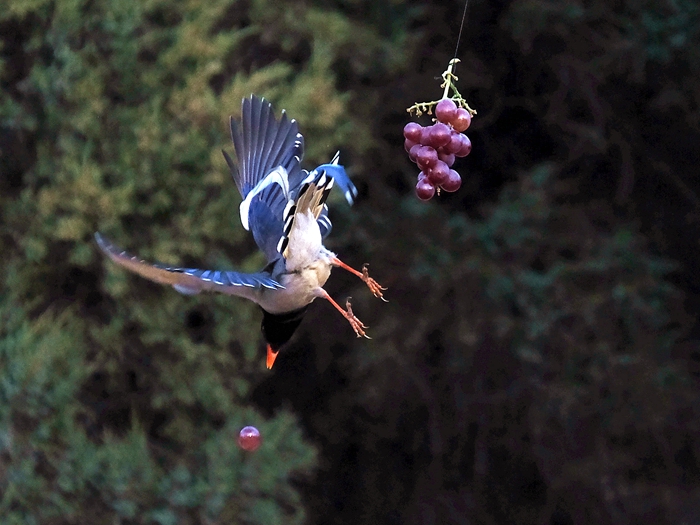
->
[96, 95, 386, 368]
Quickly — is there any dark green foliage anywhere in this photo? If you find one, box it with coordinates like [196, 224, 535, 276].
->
[2, 0, 700, 524]
[279, 163, 695, 524]
[0, 0, 411, 522]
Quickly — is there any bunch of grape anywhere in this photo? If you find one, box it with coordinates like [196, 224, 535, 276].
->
[404, 98, 472, 200]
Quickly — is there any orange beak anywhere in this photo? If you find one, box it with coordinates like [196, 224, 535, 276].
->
[266, 344, 279, 369]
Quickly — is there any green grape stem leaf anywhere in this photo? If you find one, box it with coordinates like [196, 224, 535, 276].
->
[407, 59, 477, 118]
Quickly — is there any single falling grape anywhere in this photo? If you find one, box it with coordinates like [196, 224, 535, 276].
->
[416, 177, 436, 200]
[238, 426, 262, 451]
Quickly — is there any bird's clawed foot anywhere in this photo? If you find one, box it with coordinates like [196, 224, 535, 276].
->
[344, 298, 370, 339]
[361, 264, 388, 302]
[331, 257, 388, 302]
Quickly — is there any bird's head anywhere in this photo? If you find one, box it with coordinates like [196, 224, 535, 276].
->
[260, 305, 310, 368]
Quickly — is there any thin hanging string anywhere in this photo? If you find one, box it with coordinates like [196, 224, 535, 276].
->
[453, 0, 470, 62]
[441, 0, 470, 98]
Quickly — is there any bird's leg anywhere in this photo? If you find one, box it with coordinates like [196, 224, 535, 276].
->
[319, 289, 370, 338]
[330, 257, 387, 302]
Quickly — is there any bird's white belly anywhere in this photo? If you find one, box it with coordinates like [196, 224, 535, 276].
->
[257, 261, 332, 314]
[255, 209, 336, 313]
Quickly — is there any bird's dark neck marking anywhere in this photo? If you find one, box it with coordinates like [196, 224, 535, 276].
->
[260, 305, 309, 350]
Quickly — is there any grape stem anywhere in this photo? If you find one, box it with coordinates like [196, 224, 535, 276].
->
[441, 58, 459, 99]
[406, 58, 477, 118]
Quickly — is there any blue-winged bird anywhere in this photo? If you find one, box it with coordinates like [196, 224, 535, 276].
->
[95, 95, 386, 368]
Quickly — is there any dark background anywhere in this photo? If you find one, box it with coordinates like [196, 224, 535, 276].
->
[1, 0, 699, 523]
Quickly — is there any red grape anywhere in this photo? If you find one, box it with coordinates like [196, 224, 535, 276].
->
[451, 108, 471, 132]
[444, 132, 462, 155]
[441, 169, 462, 192]
[415, 146, 438, 171]
[455, 135, 472, 157]
[404, 138, 417, 153]
[438, 152, 455, 167]
[435, 98, 458, 124]
[428, 122, 451, 148]
[416, 178, 435, 200]
[419, 126, 432, 147]
[427, 160, 450, 185]
[238, 426, 261, 451]
[403, 122, 423, 142]
[409, 144, 421, 162]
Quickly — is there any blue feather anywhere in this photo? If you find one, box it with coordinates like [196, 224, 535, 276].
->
[224, 96, 358, 261]
[308, 164, 357, 205]
[94, 233, 284, 296]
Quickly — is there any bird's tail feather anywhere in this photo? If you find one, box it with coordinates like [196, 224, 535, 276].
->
[276, 170, 334, 257]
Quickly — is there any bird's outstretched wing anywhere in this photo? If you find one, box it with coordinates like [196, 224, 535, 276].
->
[224, 96, 304, 199]
[95, 233, 283, 296]
[222, 95, 303, 262]
[223, 96, 358, 260]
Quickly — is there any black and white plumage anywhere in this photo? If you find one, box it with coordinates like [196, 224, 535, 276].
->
[96, 95, 385, 368]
